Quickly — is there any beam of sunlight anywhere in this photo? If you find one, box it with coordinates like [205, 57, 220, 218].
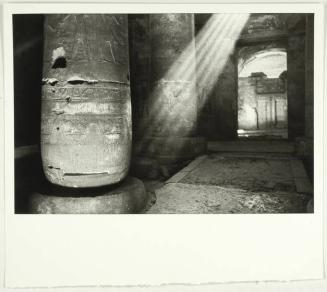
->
[137, 13, 250, 157]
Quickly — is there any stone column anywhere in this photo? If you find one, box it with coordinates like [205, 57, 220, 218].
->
[287, 15, 306, 139]
[304, 14, 314, 181]
[30, 14, 148, 214]
[133, 14, 205, 178]
[41, 14, 131, 188]
[305, 14, 314, 141]
[289, 14, 314, 183]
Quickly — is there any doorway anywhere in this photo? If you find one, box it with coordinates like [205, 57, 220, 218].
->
[237, 47, 288, 139]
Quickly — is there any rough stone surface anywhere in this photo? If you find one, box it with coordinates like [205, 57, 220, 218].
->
[142, 14, 197, 137]
[148, 183, 308, 214]
[180, 154, 297, 192]
[41, 14, 131, 187]
[287, 33, 306, 139]
[130, 14, 205, 172]
[238, 76, 287, 132]
[240, 14, 288, 40]
[29, 176, 148, 214]
[147, 152, 311, 214]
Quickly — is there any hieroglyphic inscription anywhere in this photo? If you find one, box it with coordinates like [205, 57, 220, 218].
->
[41, 116, 126, 136]
[45, 14, 128, 65]
[41, 14, 131, 186]
[42, 85, 128, 101]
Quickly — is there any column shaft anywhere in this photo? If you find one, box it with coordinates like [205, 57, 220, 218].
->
[133, 14, 205, 175]
[148, 14, 197, 137]
[41, 14, 131, 187]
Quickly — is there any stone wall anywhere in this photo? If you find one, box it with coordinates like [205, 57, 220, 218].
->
[238, 77, 258, 130]
[238, 76, 287, 131]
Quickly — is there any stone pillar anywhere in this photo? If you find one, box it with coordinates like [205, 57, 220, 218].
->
[132, 14, 206, 178]
[41, 14, 131, 188]
[148, 14, 197, 137]
[287, 15, 306, 139]
[304, 14, 314, 181]
[305, 14, 314, 141]
[288, 14, 314, 183]
[30, 14, 149, 214]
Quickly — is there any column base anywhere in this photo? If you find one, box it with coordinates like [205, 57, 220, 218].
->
[28, 176, 148, 214]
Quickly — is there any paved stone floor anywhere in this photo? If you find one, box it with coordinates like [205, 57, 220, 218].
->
[146, 152, 313, 214]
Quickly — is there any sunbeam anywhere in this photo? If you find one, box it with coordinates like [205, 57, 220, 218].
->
[136, 13, 250, 158]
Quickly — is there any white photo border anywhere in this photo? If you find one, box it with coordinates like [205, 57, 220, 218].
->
[1, 1, 326, 290]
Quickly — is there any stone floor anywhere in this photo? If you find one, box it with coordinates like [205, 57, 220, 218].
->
[14, 142, 313, 214]
[146, 150, 313, 214]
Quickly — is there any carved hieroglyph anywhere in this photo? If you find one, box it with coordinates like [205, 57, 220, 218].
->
[41, 14, 131, 187]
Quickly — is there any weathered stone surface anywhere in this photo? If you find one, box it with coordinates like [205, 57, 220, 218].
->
[147, 183, 309, 214]
[240, 14, 288, 39]
[180, 154, 298, 192]
[147, 152, 311, 214]
[237, 43, 287, 134]
[238, 76, 287, 132]
[29, 177, 148, 214]
[41, 14, 131, 187]
[144, 14, 197, 137]
[131, 14, 205, 170]
[287, 33, 305, 139]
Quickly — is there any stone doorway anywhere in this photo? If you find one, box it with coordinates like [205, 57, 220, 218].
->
[237, 47, 288, 139]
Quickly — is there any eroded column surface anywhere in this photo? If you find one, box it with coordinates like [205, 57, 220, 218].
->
[41, 14, 131, 187]
[134, 14, 205, 172]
